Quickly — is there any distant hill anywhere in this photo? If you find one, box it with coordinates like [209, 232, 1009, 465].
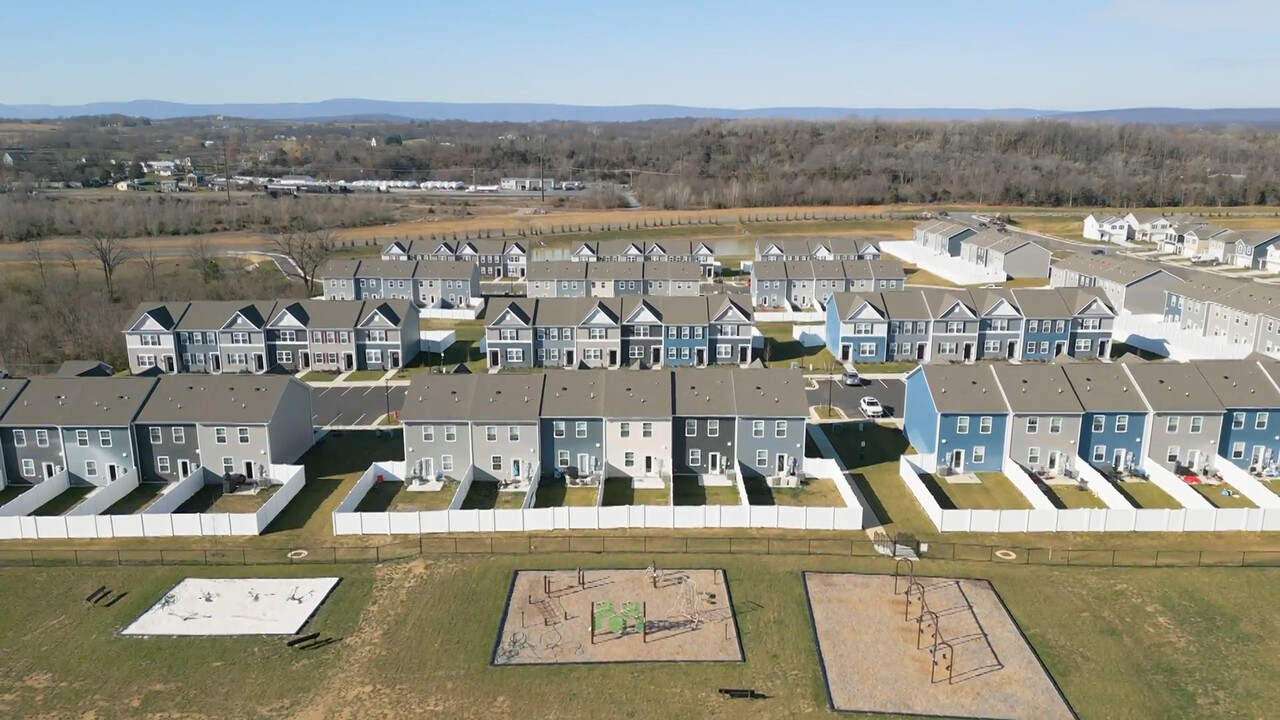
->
[3, 99, 1280, 125]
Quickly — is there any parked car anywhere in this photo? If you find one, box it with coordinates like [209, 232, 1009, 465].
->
[1090, 249, 1106, 256]
[843, 369, 861, 386]
[1191, 254, 1219, 266]
[859, 396, 884, 418]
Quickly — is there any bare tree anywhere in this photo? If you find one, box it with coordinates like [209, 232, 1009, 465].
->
[187, 235, 220, 284]
[60, 249, 81, 288]
[77, 235, 136, 300]
[25, 240, 49, 288]
[269, 225, 335, 292]
[140, 241, 161, 289]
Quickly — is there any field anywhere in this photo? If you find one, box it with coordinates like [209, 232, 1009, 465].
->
[1, 555, 1277, 719]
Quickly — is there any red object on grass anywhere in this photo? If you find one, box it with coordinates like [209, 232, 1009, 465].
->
[1181, 475, 1202, 484]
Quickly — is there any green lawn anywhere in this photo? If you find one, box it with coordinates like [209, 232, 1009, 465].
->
[758, 323, 840, 368]
[458, 481, 526, 510]
[406, 321, 487, 374]
[1040, 482, 1109, 509]
[355, 480, 459, 512]
[599, 477, 671, 506]
[102, 484, 166, 515]
[1193, 483, 1257, 509]
[921, 471, 1035, 510]
[0, 485, 30, 507]
[176, 484, 279, 514]
[672, 477, 741, 505]
[533, 479, 599, 508]
[0, 557, 1277, 719]
[300, 370, 343, 382]
[812, 405, 844, 420]
[1115, 480, 1183, 509]
[342, 369, 389, 382]
[744, 476, 846, 507]
[31, 487, 94, 516]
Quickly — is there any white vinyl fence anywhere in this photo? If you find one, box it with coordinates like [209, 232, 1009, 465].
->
[419, 298, 485, 320]
[0, 471, 71, 517]
[754, 309, 826, 323]
[1111, 313, 1256, 361]
[66, 475, 140, 516]
[880, 241, 1006, 286]
[897, 454, 1280, 533]
[0, 465, 306, 540]
[1214, 456, 1280, 509]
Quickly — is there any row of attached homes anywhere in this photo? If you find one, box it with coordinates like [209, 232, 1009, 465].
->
[824, 287, 1116, 364]
[1049, 253, 1186, 315]
[400, 368, 808, 486]
[750, 259, 906, 309]
[1163, 274, 1280, 356]
[124, 299, 419, 376]
[905, 358, 1280, 479]
[320, 258, 481, 309]
[1083, 212, 1280, 268]
[527, 261, 704, 298]
[913, 219, 1053, 279]
[753, 237, 883, 262]
[0, 375, 313, 488]
[485, 296, 755, 369]
[380, 238, 528, 279]
[540, 239, 720, 278]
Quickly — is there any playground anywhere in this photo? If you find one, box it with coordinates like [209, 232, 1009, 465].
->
[492, 567, 742, 665]
[121, 577, 340, 636]
[804, 570, 1073, 719]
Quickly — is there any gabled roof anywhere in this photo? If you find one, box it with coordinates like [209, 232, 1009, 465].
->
[991, 364, 1083, 414]
[487, 298, 536, 327]
[603, 371, 672, 419]
[710, 297, 752, 323]
[831, 293, 887, 321]
[56, 360, 114, 378]
[270, 299, 365, 329]
[0, 377, 157, 427]
[862, 258, 906, 280]
[400, 374, 477, 422]
[176, 301, 277, 331]
[652, 296, 709, 325]
[1123, 362, 1225, 413]
[1056, 287, 1114, 316]
[1008, 288, 1069, 318]
[360, 300, 413, 328]
[413, 259, 475, 280]
[622, 296, 662, 324]
[918, 365, 1009, 414]
[1061, 364, 1148, 413]
[0, 379, 29, 418]
[644, 262, 703, 281]
[967, 288, 1020, 317]
[752, 262, 788, 280]
[319, 259, 362, 279]
[534, 298, 622, 327]
[1230, 230, 1280, 249]
[919, 289, 976, 319]
[528, 261, 587, 281]
[588, 261, 644, 281]
[1194, 360, 1280, 409]
[467, 374, 545, 422]
[1051, 253, 1176, 287]
[879, 290, 930, 318]
[672, 368, 737, 416]
[136, 375, 303, 424]
[732, 367, 808, 417]
[541, 369, 607, 417]
[125, 302, 190, 332]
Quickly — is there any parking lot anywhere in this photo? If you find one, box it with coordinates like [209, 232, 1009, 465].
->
[312, 385, 406, 427]
[806, 378, 905, 418]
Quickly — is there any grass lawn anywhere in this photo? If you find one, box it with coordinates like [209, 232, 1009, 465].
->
[1115, 481, 1184, 509]
[176, 484, 279, 514]
[31, 487, 94, 516]
[0, 485, 30, 507]
[355, 480, 459, 512]
[533, 479, 599, 508]
[758, 323, 840, 368]
[744, 476, 846, 507]
[1039, 482, 1108, 509]
[904, 267, 959, 287]
[102, 484, 167, 514]
[406, 320, 487, 374]
[1, 557, 1277, 719]
[342, 369, 388, 382]
[300, 370, 343, 382]
[920, 471, 1035, 510]
[599, 477, 670, 506]
[458, 481, 526, 510]
[672, 476, 741, 506]
[864, 360, 921, 374]
[1193, 482, 1257, 509]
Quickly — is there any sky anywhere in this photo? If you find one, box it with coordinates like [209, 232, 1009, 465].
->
[4, 0, 1280, 110]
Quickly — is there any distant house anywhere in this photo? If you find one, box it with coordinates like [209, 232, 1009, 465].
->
[1049, 253, 1184, 314]
[499, 177, 555, 191]
[1083, 213, 1132, 243]
[958, 230, 1051, 279]
[913, 220, 976, 257]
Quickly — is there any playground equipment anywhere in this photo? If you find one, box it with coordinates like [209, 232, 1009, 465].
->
[591, 600, 647, 644]
[895, 559, 1001, 685]
[666, 576, 705, 630]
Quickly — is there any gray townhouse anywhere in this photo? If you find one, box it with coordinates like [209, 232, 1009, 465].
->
[751, 258, 904, 309]
[175, 301, 278, 374]
[1257, 309, 1280, 357]
[0, 380, 29, 487]
[884, 291, 933, 362]
[455, 239, 527, 278]
[0, 377, 158, 486]
[641, 261, 703, 297]
[851, 259, 906, 292]
[527, 261, 588, 298]
[533, 299, 598, 369]
[603, 371, 674, 481]
[672, 369, 738, 479]
[828, 293, 891, 364]
[733, 368, 807, 481]
[1163, 275, 1280, 356]
[557, 239, 718, 278]
[468, 374, 544, 484]
[1194, 359, 1280, 471]
[1163, 274, 1248, 331]
[123, 302, 190, 375]
[1223, 230, 1280, 269]
[914, 220, 976, 256]
[968, 288, 1025, 361]
[132, 375, 313, 484]
[486, 298, 538, 369]
[621, 297, 667, 367]
[785, 261, 821, 308]
[958, 230, 1052, 279]
[920, 289, 981, 362]
[708, 296, 755, 366]
[350, 259, 416, 302]
[319, 259, 480, 308]
[1049, 253, 1184, 315]
[540, 370, 607, 480]
[321, 259, 362, 300]
[755, 237, 882, 263]
[1123, 361, 1225, 474]
[993, 364, 1085, 475]
[1181, 225, 1231, 259]
[266, 299, 364, 373]
[413, 259, 480, 309]
[401, 374, 477, 481]
[751, 261, 790, 308]
[589, 261, 645, 297]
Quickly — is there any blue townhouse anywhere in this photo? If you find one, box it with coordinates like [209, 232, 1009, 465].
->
[662, 296, 713, 366]
[904, 364, 1010, 473]
[1061, 363, 1150, 473]
[1197, 359, 1280, 471]
[825, 293, 889, 363]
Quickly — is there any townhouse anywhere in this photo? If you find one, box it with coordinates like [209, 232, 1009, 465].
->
[991, 364, 1085, 475]
[913, 220, 976, 256]
[749, 258, 906, 309]
[401, 374, 478, 482]
[467, 375, 544, 484]
[124, 299, 420, 375]
[1122, 361, 1225, 474]
[958, 230, 1051, 279]
[541, 370, 608, 481]
[640, 261, 703, 297]
[528, 261, 588, 298]
[319, 258, 481, 309]
[484, 296, 754, 370]
[1082, 212, 1132, 244]
[1222, 230, 1280, 269]
[672, 369, 739, 480]
[0, 377, 158, 486]
[381, 239, 528, 279]
[602, 371, 673, 482]
[732, 368, 808, 481]
[1049, 253, 1184, 314]
[0, 380, 26, 487]
[1163, 275, 1280, 356]
[903, 364, 1011, 473]
[1062, 363, 1149, 474]
[1195, 359, 1280, 471]
[132, 375, 314, 484]
[588, 260, 645, 297]
[558, 239, 719, 278]
[754, 237, 882, 262]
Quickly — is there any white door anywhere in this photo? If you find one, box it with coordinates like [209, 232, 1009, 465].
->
[577, 453, 590, 476]
[708, 452, 722, 473]
[511, 458, 521, 479]
[1112, 449, 1125, 470]
[179, 459, 191, 477]
[950, 450, 965, 472]
[1187, 449, 1201, 472]
[1251, 446, 1266, 469]
[421, 457, 433, 479]
[1047, 452, 1061, 471]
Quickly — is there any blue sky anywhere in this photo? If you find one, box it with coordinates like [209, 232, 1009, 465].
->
[5, 0, 1280, 109]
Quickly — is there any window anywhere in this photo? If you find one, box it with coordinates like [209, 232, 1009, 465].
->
[1166, 416, 1179, 433]
[707, 420, 719, 437]
[1092, 416, 1105, 433]
[686, 419, 696, 437]
[1055, 320, 1067, 333]
[557, 450, 569, 468]
[553, 421, 565, 438]
[775, 420, 787, 438]
[547, 328, 559, 340]
[366, 349, 383, 364]
[667, 347, 677, 360]
[984, 340, 1001, 353]
[756, 449, 768, 467]
[956, 417, 970, 434]
[972, 446, 986, 464]
[76, 429, 89, 446]
[859, 342, 877, 357]
[21, 459, 34, 477]
[499, 329, 517, 342]
[84, 460, 98, 478]
[486, 426, 497, 441]
[1039, 341, 1050, 354]
[441, 455, 454, 472]
[1258, 412, 1270, 430]
[1074, 339, 1091, 352]
[1232, 412, 1246, 429]
[1166, 446, 1180, 463]
[35, 429, 48, 447]
[1092, 445, 1106, 462]
[536, 328, 545, 340]
[172, 427, 185, 444]
[509, 426, 520, 442]
[642, 422, 653, 438]
[946, 321, 965, 334]
[620, 422, 631, 438]
[157, 456, 170, 474]
[422, 426, 434, 442]
[1231, 442, 1246, 460]
[1026, 417, 1038, 434]
[230, 331, 250, 345]
[237, 427, 249, 444]
[589, 328, 606, 340]
[222, 456, 235, 474]
[279, 330, 296, 343]
[753, 420, 765, 438]
[624, 452, 635, 468]
[979, 417, 992, 434]
[276, 350, 293, 364]
[1190, 416, 1203, 434]
[492, 455, 503, 472]
[1049, 417, 1063, 435]
[688, 449, 701, 466]
[1027, 447, 1041, 465]
[1115, 415, 1128, 433]
[13, 429, 25, 447]
[717, 344, 732, 359]
[445, 425, 457, 442]
[680, 347, 690, 360]
[575, 421, 588, 438]
[681, 326, 690, 339]
[667, 327, 677, 339]
[215, 427, 227, 444]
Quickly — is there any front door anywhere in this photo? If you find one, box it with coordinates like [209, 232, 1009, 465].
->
[254, 353, 265, 372]
[577, 453, 590, 478]
[950, 450, 965, 472]
[107, 464, 119, 482]
[389, 351, 400, 368]
[916, 343, 926, 361]
[565, 350, 575, 367]
[1187, 449, 1201, 472]
[1251, 445, 1267, 469]
[841, 344, 852, 362]
[776, 453, 787, 473]
[210, 353, 221, 372]
[489, 349, 500, 367]
[511, 458, 521, 479]
[695, 347, 706, 367]
[343, 353, 354, 371]
[421, 457, 433, 479]
[644, 456, 653, 474]
[1007, 341, 1017, 359]
[164, 355, 176, 373]
[708, 452, 722, 474]
[300, 351, 311, 370]
[739, 345, 749, 363]
[1054, 341, 1066, 356]
[609, 349, 618, 366]
[1047, 452, 1061, 471]
[244, 461, 255, 480]
[179, 459, 191, 478]
[1097, 340, 1108, 358]
[962, 343, 974, 361]
[1112, 448, 1126, 470]
[652, 346, 662, 365]
[42, 462, 56, 480]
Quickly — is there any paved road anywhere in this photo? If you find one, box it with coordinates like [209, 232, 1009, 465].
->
[312, 385, 406, 427]
[807, 378, 906, 419]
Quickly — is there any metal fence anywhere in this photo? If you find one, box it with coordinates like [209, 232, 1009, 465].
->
[1, 537, 1277, 568]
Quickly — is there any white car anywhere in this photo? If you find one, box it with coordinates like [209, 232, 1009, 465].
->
[859, 396, 884, 418]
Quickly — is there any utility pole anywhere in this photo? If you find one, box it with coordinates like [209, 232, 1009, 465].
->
[223, 140, 232, 206]
[539, 136, 546, 205]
